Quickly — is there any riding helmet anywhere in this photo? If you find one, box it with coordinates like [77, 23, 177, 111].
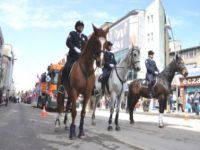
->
[75, 20, 84, 29]
[107, 41, 113, 46]
[148, 50, 154, 55]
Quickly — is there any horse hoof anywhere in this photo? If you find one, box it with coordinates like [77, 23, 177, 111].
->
[130, 120, 134, 125]
[69, 136, 76, 140]
[54, 128, 59, 132]
[78, 133, 85, 139]
[115, 126, 121, 131]
[92, 122, 96, 126]
[65, 126, 69, 130]
[107, 126, 113, 131]
[158, 124, 164, 128]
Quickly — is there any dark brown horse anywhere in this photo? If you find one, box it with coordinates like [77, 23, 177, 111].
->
[55, 25, 109, 139]
[128, 55, 188, 128]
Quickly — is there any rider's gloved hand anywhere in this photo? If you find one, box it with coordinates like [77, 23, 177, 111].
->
[74, 47, 81, 53]
[109, 64, 114, 67]
[154, 71, 159, 75]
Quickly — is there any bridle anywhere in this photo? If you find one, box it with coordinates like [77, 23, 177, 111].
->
[129, 47, 140, 69]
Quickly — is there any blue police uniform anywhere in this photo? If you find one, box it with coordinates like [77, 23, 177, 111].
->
[66, 31, 87, 62]
[145, 58, 159, 87]
[100, 50, 116, 94]
[60, 31, 87, 83]
[102, 51, 117, 79]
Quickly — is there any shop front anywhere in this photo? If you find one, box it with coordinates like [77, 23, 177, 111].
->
[180, 76, 200, 104]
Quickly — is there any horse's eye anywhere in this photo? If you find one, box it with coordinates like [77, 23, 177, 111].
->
[134, 54, 137, 57]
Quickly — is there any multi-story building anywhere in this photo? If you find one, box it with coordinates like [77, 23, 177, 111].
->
[0, 27, 4, 96]
[0, 44, 15, 97]
[103, 0, 170, 80]
[170, 46, 200, 104]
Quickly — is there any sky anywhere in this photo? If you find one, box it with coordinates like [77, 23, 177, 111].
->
[0, 0, 200, 91]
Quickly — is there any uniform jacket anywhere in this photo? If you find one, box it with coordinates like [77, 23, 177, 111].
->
[66, 31, 87, 57]
[104, 51, 117, 69]
[145, 58, 159, 81]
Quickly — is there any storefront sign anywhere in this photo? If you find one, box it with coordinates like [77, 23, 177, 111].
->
[108, 19, 129, 52]
[180, 76, 200, 86]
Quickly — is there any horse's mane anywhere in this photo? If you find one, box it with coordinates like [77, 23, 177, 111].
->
[117, 49, 131, 67]
[80, 33, 95, 57]
[158, 60, 176, 84]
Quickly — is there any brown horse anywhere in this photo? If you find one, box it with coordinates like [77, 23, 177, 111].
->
[128, 55, 188, 128]
[55, 25, 109, 139]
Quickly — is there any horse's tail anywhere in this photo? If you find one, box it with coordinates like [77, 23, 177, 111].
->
[57, 67, 65, 113]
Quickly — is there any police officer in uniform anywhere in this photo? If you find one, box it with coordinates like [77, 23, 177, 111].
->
[59, 21, 87, 92]
[145, 50, 159, 97]
[101, 41, 117, 94]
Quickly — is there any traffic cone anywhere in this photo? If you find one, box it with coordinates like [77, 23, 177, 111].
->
[184, 112, 189, 121]
[41, 106, 47, 119]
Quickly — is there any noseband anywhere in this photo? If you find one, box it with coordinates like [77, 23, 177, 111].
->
[129, 48, 140, 69]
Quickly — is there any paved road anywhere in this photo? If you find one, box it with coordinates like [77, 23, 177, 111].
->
[0, 103, 200, 150]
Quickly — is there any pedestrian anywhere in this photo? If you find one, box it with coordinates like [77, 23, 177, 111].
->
[193, 90, 199, 115]
[177, 96, 184, 112]
[169, 94, 174, 112]
[5, 89, 9, 107]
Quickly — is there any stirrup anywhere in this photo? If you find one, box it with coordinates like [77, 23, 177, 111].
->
[58, 85, 65, 94]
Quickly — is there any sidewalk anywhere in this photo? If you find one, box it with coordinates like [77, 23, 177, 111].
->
[96, 107, 200, 119]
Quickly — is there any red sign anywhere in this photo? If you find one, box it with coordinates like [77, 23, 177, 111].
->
[180, 76, 200, 87]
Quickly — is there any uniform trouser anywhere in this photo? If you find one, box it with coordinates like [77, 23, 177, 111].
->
[60, 55, 79, 84]
[102, 68, 111, 91]
[146, 74, 155, 93]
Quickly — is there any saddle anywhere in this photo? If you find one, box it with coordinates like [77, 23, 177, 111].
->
[98, 74, 110, 95]
[140, 78, 156, 87]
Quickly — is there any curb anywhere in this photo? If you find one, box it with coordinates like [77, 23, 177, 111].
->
[97, 108, 200, 119]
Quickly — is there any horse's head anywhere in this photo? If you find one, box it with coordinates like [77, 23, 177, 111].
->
[92, 24, 109, 68]
[127, 46, 141, 71]
[173, 54, 188, 77]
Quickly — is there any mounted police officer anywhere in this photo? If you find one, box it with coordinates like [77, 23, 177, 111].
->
[100, 41, 117, 94]
[59, 20, 87, 92]
[145, 50, 159, 97]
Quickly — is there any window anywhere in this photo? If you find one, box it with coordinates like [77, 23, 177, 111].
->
[189, 51, 194, 58]
[147, 16, 150, 24]
[151, 32, 153, 41]
[151, 15, 153, 23]
[147, 33, 150, 42]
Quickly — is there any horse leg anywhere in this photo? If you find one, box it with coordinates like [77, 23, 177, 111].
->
[69, 92, 78, 140]
[128, 93, 140, 124]
[79, 94, 90, 138]
[91, 95, 99, 126]
[108, 95, 114, 131]
[64, 112, 70, 130]
[55, 92, 65, 131]
[115, 95, 121, 131]
[55, 113, 61, 132]
[158, 95, 166, 128]
[64, 97, 71, 130]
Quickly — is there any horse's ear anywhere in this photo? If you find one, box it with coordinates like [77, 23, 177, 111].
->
[92, 24, 98, 35]
[175, 54, 179, 61]
[104, 27, 109, 34]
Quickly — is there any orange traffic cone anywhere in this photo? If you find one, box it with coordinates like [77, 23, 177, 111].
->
[41, 106, 47, 119]
[184, 112, 189, 121]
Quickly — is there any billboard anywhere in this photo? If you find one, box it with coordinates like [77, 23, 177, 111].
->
[108, 19, 130, 52]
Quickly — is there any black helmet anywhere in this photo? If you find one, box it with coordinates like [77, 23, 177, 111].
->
[75, 20, 84, 29]
[148, 50, 154, 55]
[107, 41, 113, 46]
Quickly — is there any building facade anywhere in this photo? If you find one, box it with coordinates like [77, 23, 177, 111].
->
[0, 44, 15, 97]
[103, 0, 170, 80]
[170, 46, 200, 104]
[0, 27, 4, 97]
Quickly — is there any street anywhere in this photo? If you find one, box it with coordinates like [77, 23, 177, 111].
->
[0, 103, 200, 150]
